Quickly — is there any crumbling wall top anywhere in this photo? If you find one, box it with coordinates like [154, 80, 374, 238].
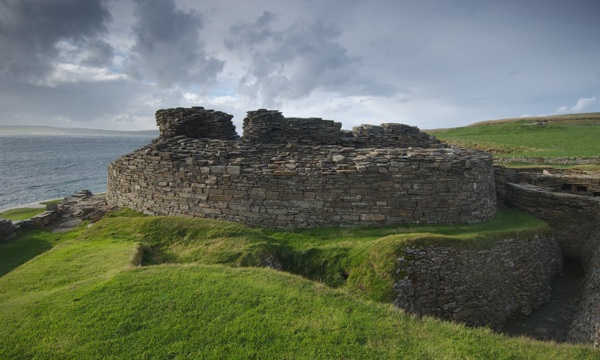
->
[156, 107, 238, 140]
[241, 108, 442, 148]
[156, 106, 443, 149]
[242, 109, 346, 145]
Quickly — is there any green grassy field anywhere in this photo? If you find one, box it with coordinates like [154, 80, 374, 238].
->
[428, 113, 600, 158]
[0, 207, 46, 220]
[1, 208, 597, 359]
[0, 200, 61, 221]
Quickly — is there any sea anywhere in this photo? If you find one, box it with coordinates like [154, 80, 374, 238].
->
[0, 134, 155, 210]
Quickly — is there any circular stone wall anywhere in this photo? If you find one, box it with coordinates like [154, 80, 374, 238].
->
[107, 139, 496, 228]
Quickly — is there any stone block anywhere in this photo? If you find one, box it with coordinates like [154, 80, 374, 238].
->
[361, 214, 386, 221]
[226, 166, 241, 175]
[273, 171, 297, 176]
[208, 194, 233, 202]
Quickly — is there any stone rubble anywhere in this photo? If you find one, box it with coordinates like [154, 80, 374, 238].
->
[0, 190, 112, 237]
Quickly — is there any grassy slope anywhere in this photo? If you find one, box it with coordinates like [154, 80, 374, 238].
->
[428, 113, 600, 158]
[1, 210, 597, 359]
[0, 200, 61, 220]
[0, 207, 46, 221]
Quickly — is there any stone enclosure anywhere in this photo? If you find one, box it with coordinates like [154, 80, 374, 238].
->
[108, 106, 600, 344]
[107, 107, 497, 228]
[495, 166, 600, 344]
[394, 233, 561, 330]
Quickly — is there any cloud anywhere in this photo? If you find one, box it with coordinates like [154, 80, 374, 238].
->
[126, 0, 224, 88]
[81, 40, 114, 68]
[225, 11, 395, 107]
[556, 97, 597, 113]
[0, 76, 174, 130]
[225, 11, 276, 49]
[0, 0, 113, 83]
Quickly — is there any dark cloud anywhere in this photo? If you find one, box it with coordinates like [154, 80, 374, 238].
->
[226, 11, 395, 106]
[0, 77, 166, 128]
[0, 0, 112, 82]
[225, 11, 276, 49]
[126, 0, 224, 88]
[81, 40, 114, 68]
[0, 0, 598, 131]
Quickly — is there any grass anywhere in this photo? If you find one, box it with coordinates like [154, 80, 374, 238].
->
[40, 199, 63, 206]
[1, 208, 597, 358]
[0, 199, 62, 220]
[0, 207, 46, 221]
[0, 225, 86, 277]
[428, 114, 600, 158]
[266, 207, 549, 301]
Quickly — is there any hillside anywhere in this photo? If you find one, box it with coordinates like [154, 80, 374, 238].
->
[466, 112, 600, 127]
[427, 112, 600, 161]
[0, 209, 597, 358]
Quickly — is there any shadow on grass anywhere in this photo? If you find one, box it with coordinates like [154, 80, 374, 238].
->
[0, 229, 76, 277]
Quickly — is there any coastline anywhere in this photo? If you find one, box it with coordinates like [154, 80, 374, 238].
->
[0, 198, 63, 213]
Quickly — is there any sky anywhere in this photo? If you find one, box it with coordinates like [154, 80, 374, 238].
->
[0, 0, 599, 132]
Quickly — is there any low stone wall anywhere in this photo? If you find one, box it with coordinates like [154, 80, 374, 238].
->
[501, 183, 599, 258]
[494, 156, 600, 165]
[108, 139, 497, 228]
[494, 166, 600, 195]
[569, 235, 600, 345]
[394, 233, 562, 329]
[494, 166, 600, 345]
[0, 219, 16, 242]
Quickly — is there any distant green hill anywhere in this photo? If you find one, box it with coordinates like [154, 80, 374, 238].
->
[428, 113, 600, 160]
[0, 125, 158, 136]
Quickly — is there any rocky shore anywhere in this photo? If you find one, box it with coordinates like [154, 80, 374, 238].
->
[0, 190, 112, 242]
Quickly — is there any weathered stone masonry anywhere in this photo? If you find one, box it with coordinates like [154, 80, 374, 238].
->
[104, 107, 569, 335]
[495, 166, 600, 345]
[107, 107, 497, 228]
[394, 234, 561, 330]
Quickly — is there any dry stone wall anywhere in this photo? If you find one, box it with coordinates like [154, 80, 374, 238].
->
[107, 107, 497, 229]
[494, 156, 600, 165]
[566, 222, 600, 346]
[569, 231, 600, 345]
[495, 166, 600, 345]
[495, 167, 600, 258]
[394, 233, 561, 329]
[156, 107, 238, 140]
[0, 219, 16, 242]
[242, 109, 438, 148]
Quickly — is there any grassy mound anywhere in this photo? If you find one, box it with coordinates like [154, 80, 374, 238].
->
[0, 209, 597, 359]
[81, 211, 281, 268]
[428, 113, 600, 158]
[267, 208, 549, 301]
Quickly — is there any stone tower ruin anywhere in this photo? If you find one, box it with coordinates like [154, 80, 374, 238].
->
[107, 107, 496, 228]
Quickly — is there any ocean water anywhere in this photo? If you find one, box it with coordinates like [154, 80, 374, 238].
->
[0, 135, 154, 210]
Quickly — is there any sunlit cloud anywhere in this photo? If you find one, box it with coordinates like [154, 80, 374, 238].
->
[556, 97, 597, 114]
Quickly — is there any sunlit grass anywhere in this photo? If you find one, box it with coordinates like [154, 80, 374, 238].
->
[0, 207, 46, 221]
[430, 117, 600, 158]
[0, 209, 596, 359]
